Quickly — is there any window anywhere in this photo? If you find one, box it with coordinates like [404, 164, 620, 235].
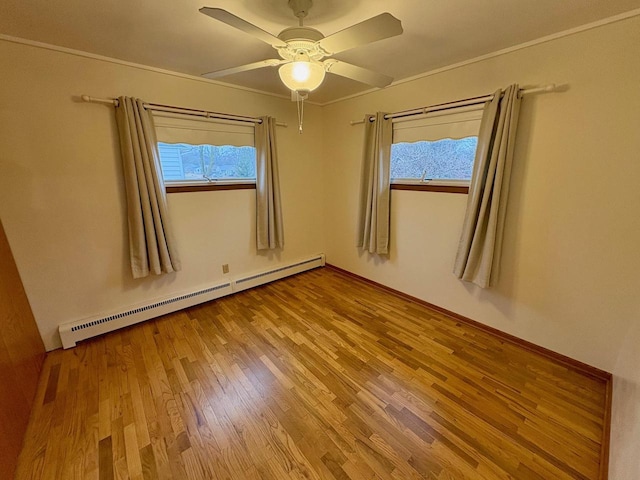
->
[391, 106, 482, 192]
[153, 113, 256, 191]
[157, 144, 256, 181]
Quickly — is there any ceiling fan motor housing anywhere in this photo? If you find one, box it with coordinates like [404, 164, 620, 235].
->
[278, 26, 324, 43]
[277, 27, 327, 62]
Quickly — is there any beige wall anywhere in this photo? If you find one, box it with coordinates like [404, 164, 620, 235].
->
[1, 14, 639, 479]
[321, 17, 640, 479]
[0, 40, 325, 351]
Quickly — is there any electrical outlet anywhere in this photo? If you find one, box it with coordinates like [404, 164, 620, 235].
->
[222, 264, 229, 274]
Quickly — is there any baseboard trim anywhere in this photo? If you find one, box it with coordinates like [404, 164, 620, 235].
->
[58, 254, 325, 349]
[600, 377, 612, 480]
[325, 263, 612, 479]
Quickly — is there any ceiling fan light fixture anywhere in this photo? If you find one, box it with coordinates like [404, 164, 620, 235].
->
[278, 60, 325, 93]
[200, 5, 403, 94]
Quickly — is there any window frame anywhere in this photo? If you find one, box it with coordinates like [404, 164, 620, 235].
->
[158, 142, 258, 191]
[165, 179, 256, 194]
[390, 182, 469, 194]
[390, 106, 482, 194]
[390, 178, 469, 194]
[154, 113, 258, 193]
[161, 162, 258, 192]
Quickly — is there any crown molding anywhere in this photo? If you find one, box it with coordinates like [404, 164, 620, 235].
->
[0, 33, 303, 103]
[318, 8, 640, 106]
[2, 7, 639, 108]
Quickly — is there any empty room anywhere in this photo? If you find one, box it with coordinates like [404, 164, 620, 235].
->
[1, 0, 639, 479]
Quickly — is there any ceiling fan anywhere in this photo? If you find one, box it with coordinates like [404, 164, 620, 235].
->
[199, 0, 403, 95]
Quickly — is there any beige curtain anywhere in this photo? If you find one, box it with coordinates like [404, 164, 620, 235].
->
[453, 85, 521, 288]
[356, 112, 393, 255]
[115, 97, 181, 279]
[255, 116, 284, 250]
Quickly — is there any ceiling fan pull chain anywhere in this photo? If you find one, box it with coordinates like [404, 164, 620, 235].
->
[296, 91, 305, 134]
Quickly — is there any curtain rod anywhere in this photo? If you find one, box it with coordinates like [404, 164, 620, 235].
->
[80, 95, 287, 127]
[349, 84, 558, 125]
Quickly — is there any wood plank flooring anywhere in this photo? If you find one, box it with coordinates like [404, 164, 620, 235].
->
[16, 267, 608, 479]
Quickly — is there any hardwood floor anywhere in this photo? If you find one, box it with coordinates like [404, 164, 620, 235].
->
[17, 268, 608, 479]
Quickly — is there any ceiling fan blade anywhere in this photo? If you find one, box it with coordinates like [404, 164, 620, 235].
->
[324, 60, 393, 88]
[199, 7, 287, 48]
[202, 59, 287, 79]
[318, 13, 403, 54]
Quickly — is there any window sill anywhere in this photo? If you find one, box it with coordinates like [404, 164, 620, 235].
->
[391, 183, 469, 194]
[166, 183, 256, 193]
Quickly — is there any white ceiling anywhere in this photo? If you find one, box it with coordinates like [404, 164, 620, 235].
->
[2, 0, 639, 103]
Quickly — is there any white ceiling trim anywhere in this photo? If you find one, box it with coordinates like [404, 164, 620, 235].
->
[1, 6, 639, 108]
[0, 33, 310, 104]
[319, 7, 640, 106]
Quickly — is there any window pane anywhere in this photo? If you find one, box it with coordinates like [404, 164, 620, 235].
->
[157, 143, 256, 182]
[390, 137, 478, 181]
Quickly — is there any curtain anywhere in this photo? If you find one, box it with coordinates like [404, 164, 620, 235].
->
[255, 116, 284, 250]
[115, 97, 181, 278]
[453, 84, 521, 288]
[357, 113, 393, 255]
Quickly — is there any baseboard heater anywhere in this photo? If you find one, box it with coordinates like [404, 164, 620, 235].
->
[58, 253, 325, 349]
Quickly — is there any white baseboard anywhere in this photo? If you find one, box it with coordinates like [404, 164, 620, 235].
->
[58, 254, 325, 349]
